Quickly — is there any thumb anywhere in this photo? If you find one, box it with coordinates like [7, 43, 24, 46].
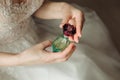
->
[40, 40, 52, 49]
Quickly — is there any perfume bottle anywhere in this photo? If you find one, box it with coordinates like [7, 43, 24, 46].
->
[52, 24, 76, 52]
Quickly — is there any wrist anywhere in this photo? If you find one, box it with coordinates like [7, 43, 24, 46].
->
[15, 52, 30, 66]
[4, 53, 23, 66]
[60, 2, 72, 18]
[13, 53, 23, 66]
[15, 52, 29, 66]
[16, 51, 37, 66]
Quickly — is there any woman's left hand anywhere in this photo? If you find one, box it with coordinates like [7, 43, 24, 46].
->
[60, 3, 85, 43]
[34, 2, 84, 43]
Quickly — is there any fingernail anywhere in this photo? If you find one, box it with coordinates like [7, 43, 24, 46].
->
[60, 23, 65, 28]
[77, 41, 79, 43]
[79, 34, 82, 38]
[59, 24, 63, 28]
[77, 40, 79, 43]
[75, 40, 79, 43]
[59, 26, 62, 28]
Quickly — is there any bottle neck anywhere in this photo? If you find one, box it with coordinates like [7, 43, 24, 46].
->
[63, 34, 69, 39]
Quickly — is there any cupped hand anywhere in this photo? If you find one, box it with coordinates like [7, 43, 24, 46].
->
[60, 3, 85, 43]
[19, 40, 76, 65]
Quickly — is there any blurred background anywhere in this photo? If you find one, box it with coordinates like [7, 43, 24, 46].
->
[52, 0, 120, 53]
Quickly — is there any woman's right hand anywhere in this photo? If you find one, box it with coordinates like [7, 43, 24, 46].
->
[18, 40, 76, 65]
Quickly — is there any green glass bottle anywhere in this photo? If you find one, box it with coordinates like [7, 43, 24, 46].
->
[52, 35, 70, 52]
[52, 24, 76, 52]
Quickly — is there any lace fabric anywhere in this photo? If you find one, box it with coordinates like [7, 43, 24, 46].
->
[0, 0, 44, 45]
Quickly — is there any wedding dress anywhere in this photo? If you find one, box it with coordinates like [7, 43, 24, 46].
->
[0, 0, 120, 80]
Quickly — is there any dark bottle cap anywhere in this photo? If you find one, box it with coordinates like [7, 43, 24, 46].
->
[63, 24, 76, 36]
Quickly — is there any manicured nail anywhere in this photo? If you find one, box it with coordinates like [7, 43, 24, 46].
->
[59, 24, 63, 28]
[79, 34, 82, 38]
[59, 25, 62, 28]
[76, 39, 79, 43]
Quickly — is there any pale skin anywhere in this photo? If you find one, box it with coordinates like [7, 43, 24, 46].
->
[0, 0, 84, 66]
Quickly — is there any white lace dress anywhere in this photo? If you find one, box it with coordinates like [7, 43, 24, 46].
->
[0, 0, 120, 80]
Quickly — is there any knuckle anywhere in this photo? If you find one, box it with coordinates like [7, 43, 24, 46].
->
[62, 58, 69, 62]
[79, 11, 83, 15]
[48, 40, 52, 43]
[78, 11, 84, 17]
[45, 40, 51, 44]
[59, 54, 68, 59]
[40, 43, 45, 47]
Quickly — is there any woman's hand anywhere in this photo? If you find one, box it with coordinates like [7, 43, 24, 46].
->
[18, 40, 76, 65]
[60, 3, 84, 43]
[34, 1, 84, 43]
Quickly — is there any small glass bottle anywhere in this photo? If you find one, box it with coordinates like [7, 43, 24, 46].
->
[52, 24, 76, 52]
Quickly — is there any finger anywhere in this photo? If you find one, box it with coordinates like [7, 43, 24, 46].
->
[75, 17, 81, 37]
[60, 16, 70, 28]
[50, 43, 74, 57]
[39, 40, 52, 49]
[55, 45, 76, 62]
[60, 43, 76, 58]
[66, 45, 76, 58]
[74, 34, 79, 43]
[75, 12, 84, 37]
[54, 58, 68, 63]
[68, 18, 76, 26]
[68, 18, 77, 42]
[50, 43, 75, 60]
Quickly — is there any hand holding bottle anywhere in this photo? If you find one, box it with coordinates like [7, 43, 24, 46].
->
[60, 3, 84, 43]
[52, 20, 77, 52]
[18, 40, 76, 65]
